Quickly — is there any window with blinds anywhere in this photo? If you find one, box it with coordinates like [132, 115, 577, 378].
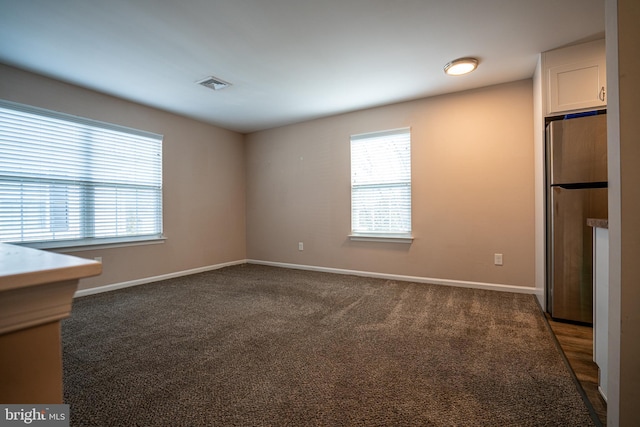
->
[350, 128, 412, 241]
[0, 99, 163, 249]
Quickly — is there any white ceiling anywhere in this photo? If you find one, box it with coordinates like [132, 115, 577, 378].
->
[0, 0, 604, 133]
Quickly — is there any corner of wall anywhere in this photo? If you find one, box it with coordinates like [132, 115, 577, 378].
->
[533, 55, 546, 309]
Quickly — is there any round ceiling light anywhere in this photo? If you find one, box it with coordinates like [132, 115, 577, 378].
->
[444, 57, 479, 76]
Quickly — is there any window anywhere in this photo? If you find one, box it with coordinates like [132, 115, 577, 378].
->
[350, 128, 412, 242]
[0, 99, 163, 249]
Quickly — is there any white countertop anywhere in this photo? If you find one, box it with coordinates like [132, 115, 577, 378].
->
[0, 243, 102, 291]
[0, 243, 102, 334]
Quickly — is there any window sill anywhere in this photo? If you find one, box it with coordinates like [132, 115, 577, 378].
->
[348, 233, 414, 244]
[14, 235, 166, 253]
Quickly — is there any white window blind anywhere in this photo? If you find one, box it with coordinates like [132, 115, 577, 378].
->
[350, 128, 411, 238]
[0, 99, 163, 248]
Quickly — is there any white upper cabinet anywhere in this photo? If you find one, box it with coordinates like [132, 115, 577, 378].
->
[544, 39, 606, 116]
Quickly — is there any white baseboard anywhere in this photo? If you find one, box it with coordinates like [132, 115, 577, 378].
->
[598, 385, 608, 403]
[74, 259, 248, 298]
[75, 258, 542, 298]
[247, 259, 542, 296]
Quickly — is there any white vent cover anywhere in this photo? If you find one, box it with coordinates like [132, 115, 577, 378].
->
[196, 76, 231, 91]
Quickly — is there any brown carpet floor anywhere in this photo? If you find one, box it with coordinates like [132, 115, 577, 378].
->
[62, 264, 595, 426]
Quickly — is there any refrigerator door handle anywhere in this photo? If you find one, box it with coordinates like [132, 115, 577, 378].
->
[554, 182, 608, 190]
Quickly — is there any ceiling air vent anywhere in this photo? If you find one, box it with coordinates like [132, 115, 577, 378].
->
[196, 76, 232, 91]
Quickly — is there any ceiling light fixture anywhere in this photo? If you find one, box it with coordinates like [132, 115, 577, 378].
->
[443, 57, 479, 76]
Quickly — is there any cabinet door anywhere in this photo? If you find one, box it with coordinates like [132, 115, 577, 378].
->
[548, 59, 606, 114]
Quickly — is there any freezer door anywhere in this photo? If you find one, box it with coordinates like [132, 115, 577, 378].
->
[548, 114, 607, 185]
[550, 186, 608, 323]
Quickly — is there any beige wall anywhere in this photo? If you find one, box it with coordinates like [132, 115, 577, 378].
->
[0, 64, 247, 290]
[606, 0, 640, 424]
[0, 65, 535, 292]
[246, 80, 535, 288]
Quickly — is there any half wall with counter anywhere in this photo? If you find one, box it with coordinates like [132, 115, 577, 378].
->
[0, 243, 101, 403]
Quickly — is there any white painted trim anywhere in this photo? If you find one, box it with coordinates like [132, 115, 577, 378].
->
[247, 259, 542, 295]
[598, 385, 607, 403]
[49, 236, 166, 253]
[75, 258, 542, 298]
[74, 259, 247, 298]
[348, 234, 414, 244]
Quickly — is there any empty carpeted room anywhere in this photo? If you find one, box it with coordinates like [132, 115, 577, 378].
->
[1, 1, 639, 426]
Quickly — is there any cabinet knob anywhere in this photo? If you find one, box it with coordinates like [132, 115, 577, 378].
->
[599, 86, 606, 102]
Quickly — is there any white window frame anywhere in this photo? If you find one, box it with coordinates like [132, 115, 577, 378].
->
[0, 99, 164, 250]
[349, 127, 413, 243]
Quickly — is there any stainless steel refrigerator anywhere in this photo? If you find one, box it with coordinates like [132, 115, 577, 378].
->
[546, 112, 607, 324]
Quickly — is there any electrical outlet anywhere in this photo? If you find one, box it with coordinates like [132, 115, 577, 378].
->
[494, 253, 503, 266]
[298, 242, 304, 251]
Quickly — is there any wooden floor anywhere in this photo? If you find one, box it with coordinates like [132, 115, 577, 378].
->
[546, 315, 607, 426]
